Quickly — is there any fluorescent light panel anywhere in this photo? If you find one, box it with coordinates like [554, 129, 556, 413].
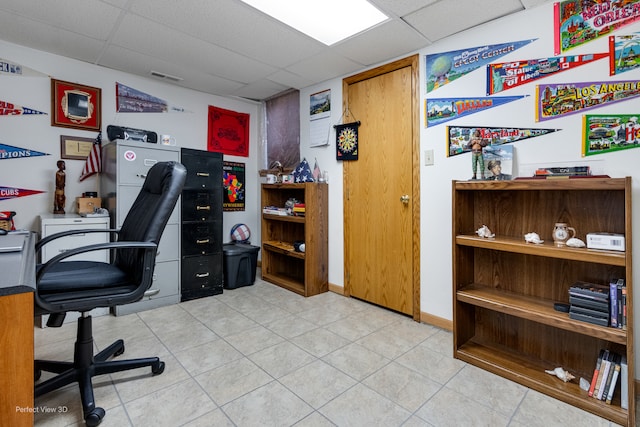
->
[240, 0, 388, 45]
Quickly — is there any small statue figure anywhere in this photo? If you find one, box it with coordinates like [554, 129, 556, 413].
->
[54, 160, 66, 214]
[524, 232, 544, 244]
[467, 129, 488, 180]
[476, 224, 495, 238]
[545, 367, 575, 383]
[566, 237, 586, 248]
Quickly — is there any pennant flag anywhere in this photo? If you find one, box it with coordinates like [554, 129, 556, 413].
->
[116, 82, 190, 113]
[536, 80, 640, 122]
[447, 126, 559, 157]
[0, 100, 47, 116]
[0, 143, 50, 160]
[79, 132, 102, 182]
[425, 95, 527, 128]
[555, 0, 640, 55]
[0, 186, 44, 201]
[610, 34, 640, 75]
[582, 114, 640, 157]
[426, 39, 536, 92]
[488, 53, 608, 95]
[0, 58, 47, 77]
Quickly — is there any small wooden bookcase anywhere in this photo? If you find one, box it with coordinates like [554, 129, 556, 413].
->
[452, 178, 634, 426]
[261, 183, 328, 297]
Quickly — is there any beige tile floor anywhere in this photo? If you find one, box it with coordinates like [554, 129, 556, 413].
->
[34, 274, 627, 427]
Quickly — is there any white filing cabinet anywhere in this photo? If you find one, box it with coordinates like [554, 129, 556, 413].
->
[101, 139, 181, 316]
[38, 213, 110, 326]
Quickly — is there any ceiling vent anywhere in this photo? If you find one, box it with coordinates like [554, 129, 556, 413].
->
[149, 70, 184, 82]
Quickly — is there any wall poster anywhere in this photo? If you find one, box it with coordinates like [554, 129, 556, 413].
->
[208, 106, 250, 157]
[223, 161, 245, 211]
[610, 34, 640, 75]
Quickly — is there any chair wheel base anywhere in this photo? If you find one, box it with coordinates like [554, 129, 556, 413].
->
[85, 407, 105, 427]
[152, 361, 165, 375]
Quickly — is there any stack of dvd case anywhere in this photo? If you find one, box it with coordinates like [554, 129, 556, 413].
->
[568, 281, 609, 327]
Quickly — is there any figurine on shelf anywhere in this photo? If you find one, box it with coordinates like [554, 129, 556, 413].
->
[476, 224, 495, 238]
[524, 232, 544, 244]
[53, 160, 66, 214]
[545, 367, 575, 383]
[566, 237, 586, 248]
[467, 129, 488, 180]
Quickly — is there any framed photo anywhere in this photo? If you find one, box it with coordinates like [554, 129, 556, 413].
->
[60, 135, 95, 160]
[51, 79, 101, 131]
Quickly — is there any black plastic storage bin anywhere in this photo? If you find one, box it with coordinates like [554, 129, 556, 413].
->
[222, 243, 260, 289]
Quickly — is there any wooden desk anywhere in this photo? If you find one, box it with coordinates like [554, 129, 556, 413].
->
[0, 232, 36, 426]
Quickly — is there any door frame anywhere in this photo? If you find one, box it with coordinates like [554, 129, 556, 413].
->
[342, 55, 421, 321]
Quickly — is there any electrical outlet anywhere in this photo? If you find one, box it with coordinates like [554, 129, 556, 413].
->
[424, 149, 434, 166]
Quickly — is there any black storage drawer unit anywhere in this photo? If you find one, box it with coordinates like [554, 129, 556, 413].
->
[180, 148, 223, 301]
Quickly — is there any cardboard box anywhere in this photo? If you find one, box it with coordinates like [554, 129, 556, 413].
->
[76, 197, 102, 214]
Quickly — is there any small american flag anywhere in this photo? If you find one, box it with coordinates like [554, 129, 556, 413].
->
[79, 131, 102, 181]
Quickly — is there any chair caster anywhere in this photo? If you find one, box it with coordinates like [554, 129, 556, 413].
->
[152, 361, 165, 375]
[114, 345, 125, 357]
[85, 407, 105, 427]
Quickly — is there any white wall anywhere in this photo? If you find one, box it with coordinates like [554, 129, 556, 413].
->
[300, 2, 640, 371]
[0, 39, 260, 244]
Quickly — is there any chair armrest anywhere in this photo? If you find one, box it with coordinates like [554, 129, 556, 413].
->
[36, 241, 157, 281]
[36, 228, 121, 253]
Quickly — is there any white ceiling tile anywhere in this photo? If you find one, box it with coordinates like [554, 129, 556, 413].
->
[288, 51, 365, 83]
[110, 14, 277, 84]
[370, 0, 438, 18]
[0, 0, 122, 39]
[231, 79, 291, 101]
[334, 20, 428, 66]
[404, 0, 524, 42]
[267, 70, 315, 90]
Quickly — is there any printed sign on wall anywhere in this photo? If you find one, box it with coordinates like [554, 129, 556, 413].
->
[582, 114, 640, 156]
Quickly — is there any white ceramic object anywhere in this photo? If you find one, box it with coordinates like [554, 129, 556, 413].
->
[545, 367, 575, 383]
[524, 232, 544, 244]
[566, 237, 586, 248]
[476, 224, 494, 238]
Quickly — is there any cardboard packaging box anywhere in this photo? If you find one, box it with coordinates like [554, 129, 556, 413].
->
[76, 197, 102, 214]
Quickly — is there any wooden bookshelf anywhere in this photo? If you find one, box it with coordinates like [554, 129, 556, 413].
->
[452, 178, 634, 426]
[261, 183, 328, 297]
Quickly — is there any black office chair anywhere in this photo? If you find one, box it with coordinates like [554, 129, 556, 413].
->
[34, 161, 186, 426]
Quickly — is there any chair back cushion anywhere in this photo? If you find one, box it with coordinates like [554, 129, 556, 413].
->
[115, 161, 186, 278]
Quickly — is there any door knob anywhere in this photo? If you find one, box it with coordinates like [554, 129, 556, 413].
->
[400, 194, 410, 204]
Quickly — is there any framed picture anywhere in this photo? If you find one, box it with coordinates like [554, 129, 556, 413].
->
[208, 106, 249, 157]
[60, 135, 95, 160]
[51, 79, 101, 131]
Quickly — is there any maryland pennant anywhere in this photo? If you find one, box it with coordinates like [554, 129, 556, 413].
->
[447, 126, 560, 157]
[0, 143, 50, 160]
[0, 186, 44, 201]
[0, 100, 47, 116]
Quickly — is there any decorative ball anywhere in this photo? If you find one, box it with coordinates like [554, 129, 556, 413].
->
[230, 223, 251, 243]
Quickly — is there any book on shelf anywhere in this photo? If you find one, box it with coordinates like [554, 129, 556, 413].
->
[609, 281, 619, 328]
[534, 166, 591, 176]
[605, 354, 621, 404]
[592, 350, 609, 400]
[621, 285, 627, 330]
[620, 356, 628, 410]
[588, 349, 605, 397]
[262, 206, 289, 216]
[599, 352, 617, 401]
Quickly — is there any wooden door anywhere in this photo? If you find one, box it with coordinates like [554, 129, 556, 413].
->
[343, 56, 420, 319]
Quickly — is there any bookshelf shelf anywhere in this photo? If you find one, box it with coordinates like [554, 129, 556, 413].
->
[452, 178, 634, 426]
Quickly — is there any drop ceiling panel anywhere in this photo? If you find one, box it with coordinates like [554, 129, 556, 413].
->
[371, 0, 438, 18]
[288, 51, 365, 84]
[111, 14, 277, 84]
[0, 0, 122, 40]
[404, 0, 525, 42]
[334, 19, 428, 66]
[231, 78, 291, 100]
[0, 13, 107, 64]
[128, 0, 325, 68]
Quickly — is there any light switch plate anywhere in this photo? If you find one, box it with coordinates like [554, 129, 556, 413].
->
[424, 149, 434, 166]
